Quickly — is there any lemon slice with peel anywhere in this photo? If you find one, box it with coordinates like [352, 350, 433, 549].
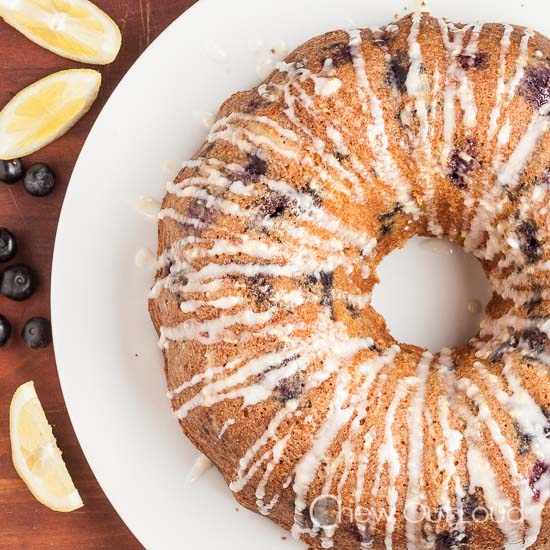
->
[0, 0, 121, 65]
[10, 381, 84, 513]
[0, 68, 101, 159]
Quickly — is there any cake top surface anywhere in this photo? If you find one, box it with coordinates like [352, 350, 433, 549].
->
[149, 12, 550, 550]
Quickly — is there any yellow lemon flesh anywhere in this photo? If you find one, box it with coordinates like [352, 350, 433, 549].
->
[10, 381, 83, 513]
[0, 0, 121, 64]
[0, 68, 101, 159]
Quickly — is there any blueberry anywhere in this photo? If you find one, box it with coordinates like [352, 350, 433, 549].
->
[0, 159, 24, 184]
[319, 271, 334, 307]
[22, 317, 52, 349]
[247, 274, 274, 306]
[520, 327, 547, 354]
[521, 67, 550, 109]
[0, 315, 11, 347]
[244, 154, 267, 179]
[457, 51, 489, 70]
[435, 529, 470, 550]
[378, 204, 403, 236]
[246, 97, 268, 113]
[261, 193, 291, 218]
[0, 228, 17, 262]
[514, 421, 533, 455]
[517, 219, 541, 264]
[388, 51, 409, 93]
[448, 139, 476, 189]
[461, 488, 479, 521]
[321, 42, 353, 67]
[182, 199, 214, 237]
[303, 183, 322, 207]
[0, 264, 36, 301]
[23, 163, 55, 197]
[346, 303, 360, 318]
[529, 460, 549, 501]
[275, 372, 301, 402]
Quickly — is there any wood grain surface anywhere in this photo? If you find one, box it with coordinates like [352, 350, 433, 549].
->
[0, 2, 197, 548]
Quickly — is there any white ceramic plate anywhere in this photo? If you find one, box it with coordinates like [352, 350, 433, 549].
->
[51, 0, 550, 548]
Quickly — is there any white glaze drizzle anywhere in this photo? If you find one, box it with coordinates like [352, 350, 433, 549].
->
[187, 453, 213, 483]
[405, 352, 433, 549]
[347, 28, 417, 214]
[218, 418, 236, 439]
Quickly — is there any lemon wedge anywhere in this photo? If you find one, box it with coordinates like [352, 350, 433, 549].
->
[0, 0, 121, 65]
[10, 381, 84, 513]
[0, 68, 101, 159]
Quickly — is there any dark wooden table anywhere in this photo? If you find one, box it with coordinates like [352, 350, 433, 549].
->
[0, 2, 196, 548]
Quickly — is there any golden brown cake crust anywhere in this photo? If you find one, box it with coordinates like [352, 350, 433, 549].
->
[149, 13, 550, 549]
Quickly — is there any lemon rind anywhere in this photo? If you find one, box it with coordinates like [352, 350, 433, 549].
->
[0, 68, 101, 159]
[0, 0, 121, 65]
[10, 381, 84, 513]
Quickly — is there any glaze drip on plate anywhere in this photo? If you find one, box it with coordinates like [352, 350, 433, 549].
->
[149, 13, 550, 550]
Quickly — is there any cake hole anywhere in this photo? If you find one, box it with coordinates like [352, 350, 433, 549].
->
[371, 237, 491, 352]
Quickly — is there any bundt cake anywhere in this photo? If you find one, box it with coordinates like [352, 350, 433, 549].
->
[149, 12, 550, 549]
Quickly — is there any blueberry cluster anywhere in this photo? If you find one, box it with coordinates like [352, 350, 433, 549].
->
[0, 158, 55, 196]
[0, 160, 53, 348]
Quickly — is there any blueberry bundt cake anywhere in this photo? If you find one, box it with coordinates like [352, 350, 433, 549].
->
[149, 13, 550, 549]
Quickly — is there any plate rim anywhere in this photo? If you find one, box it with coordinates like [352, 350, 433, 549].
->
[50, 0, 210, 544]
